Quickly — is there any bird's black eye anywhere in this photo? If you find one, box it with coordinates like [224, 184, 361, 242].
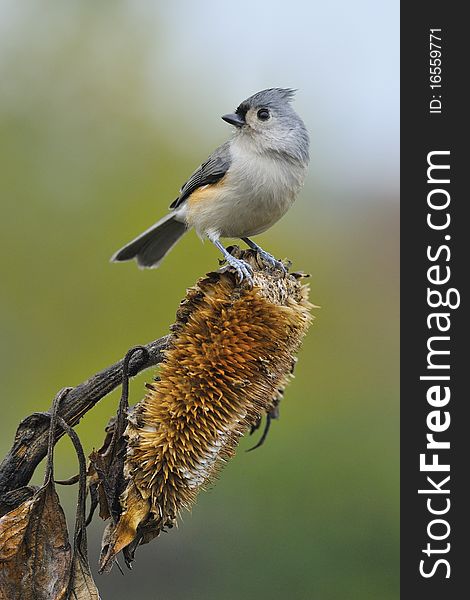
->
[257, 108, 270, 121]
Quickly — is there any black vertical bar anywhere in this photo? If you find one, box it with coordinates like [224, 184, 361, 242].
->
[401, 3, 466, 598]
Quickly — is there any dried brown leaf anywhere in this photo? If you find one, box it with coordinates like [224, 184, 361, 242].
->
[0, 493, 36, 561]
[0, 480, 71, 600]
[99, 482, 150, 572]
[0, 388, 102, 600]
[68, 550, 101, 600]
[87, 348, 148, 531]
[61, 414, 101, 600]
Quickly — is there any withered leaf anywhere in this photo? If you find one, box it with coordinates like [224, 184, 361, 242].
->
[48, 408, 102, 600]
[64, 416, 101, 600]
[0, 493, 36, 561]
[68, 549, 101, 600]
[0, 480, 72, 600]
[0, 388, 101, 600]
[87, 348, 148, 532]
[99, 482, 150, 572]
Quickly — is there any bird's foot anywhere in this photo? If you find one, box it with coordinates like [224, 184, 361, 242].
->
[242, 238, 287, 274]
[212, 238, 254, 285]
[256, 248, 287, 273]
[222, 252, 254, 285]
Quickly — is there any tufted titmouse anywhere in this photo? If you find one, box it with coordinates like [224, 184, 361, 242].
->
[112, 88, 309, 282]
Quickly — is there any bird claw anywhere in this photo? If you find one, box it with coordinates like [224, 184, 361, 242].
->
[256, 249, 287, 273]
[223, 254, 254, 285]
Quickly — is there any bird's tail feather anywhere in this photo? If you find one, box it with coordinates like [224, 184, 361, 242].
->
[111, 213, 187, 268]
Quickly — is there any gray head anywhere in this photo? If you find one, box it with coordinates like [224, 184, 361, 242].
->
[222, 88, 309, 163]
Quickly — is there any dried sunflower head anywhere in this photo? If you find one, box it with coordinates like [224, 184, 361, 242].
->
[99, 249, 314, 570]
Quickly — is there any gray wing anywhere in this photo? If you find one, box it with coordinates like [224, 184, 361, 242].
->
[169, 141, 232, 209]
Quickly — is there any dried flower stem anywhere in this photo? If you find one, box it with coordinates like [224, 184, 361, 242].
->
[0, 336, 170, 498]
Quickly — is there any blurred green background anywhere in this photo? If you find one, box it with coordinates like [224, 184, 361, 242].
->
[0, 1, 398, 599]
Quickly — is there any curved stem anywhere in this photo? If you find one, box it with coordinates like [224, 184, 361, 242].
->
[0, 335, 170, 495]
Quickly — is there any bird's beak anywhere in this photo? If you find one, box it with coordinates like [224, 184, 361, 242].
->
[221, 113, 245, 128]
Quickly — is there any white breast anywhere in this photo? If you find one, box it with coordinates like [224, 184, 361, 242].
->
[188, 138, 307, 240]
